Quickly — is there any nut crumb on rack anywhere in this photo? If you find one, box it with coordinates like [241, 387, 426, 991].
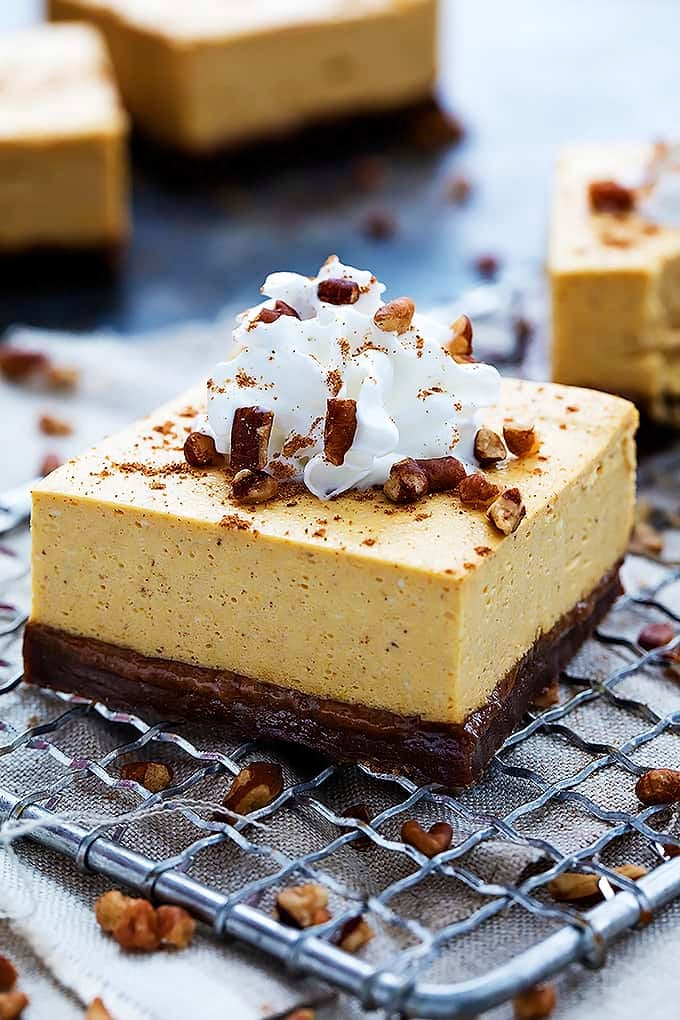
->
[401, 820, 453, 858]
[276, 884, 331, 929]
[513, 982, 556, 1019]
[548, 863, 647, 902]
[120, 761, 173, 793]
[635, 768, 680, 805]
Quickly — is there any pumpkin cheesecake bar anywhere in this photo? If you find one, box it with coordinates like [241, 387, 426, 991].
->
[49, 0, 437, 154]
[550, 142, 680, 427]
[24, 259, 638, 786]
[0, 23, 128, 259]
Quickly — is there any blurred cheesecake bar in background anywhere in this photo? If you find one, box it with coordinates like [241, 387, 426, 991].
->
[49, 0, 438, 154]
[550, 142, 680, 427]
[0, 23, 128, 261]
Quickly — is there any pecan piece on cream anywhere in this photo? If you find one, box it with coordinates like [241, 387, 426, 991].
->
[503, 421, 539, 458]
[446, 314, 473, 360]
[474, 427, 506, 467]
[221, 762, 284, 817]
[324, 398, 357, 465]
[184, 431, 218, 468]
[120, 761, 174, 793]
[548, 864, 647, 902]
[230, 406, 274, 471]
[416, 456, 466, 493]
[384, 458, 428, 504]
[0, 956, 17, 994]
[373, 297, 415, 335]
[276, 883, 331, 928]
[458, 472, 500, 509]
[317, 278, 360, 305]
[635, 768, 680, 805]
[513, 982, 556, 1020]
[337, 915, 375, 953]
[156, 905, 196, 950]
[588, 178, 635, 213]
[638, 622, 676, 650]
[46, 365, 80, 391]
[401, 820, 453, 858]
[231, 468, 278, 504]
[487, 487, 526, 535]
[86, 998, 113, 1020]
[254, 300, 301, 325]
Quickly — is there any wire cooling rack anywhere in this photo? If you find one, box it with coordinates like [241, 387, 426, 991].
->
[1, 478, 680, 1018]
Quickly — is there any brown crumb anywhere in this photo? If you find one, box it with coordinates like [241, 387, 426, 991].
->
[513, 982, 556, 1019]
[362, 537, 377, 547]
[86, 998, 113, 1020]
[153, 421, 176, 436]
[446, 174, 473, 204]
[219, 514, 251, 530]
[46, 365, 80, 391]
[474, 253, 500, 279]
[362, 210, 396, 241]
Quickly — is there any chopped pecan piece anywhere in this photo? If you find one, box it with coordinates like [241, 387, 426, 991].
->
[513, 982, 556, 1020]
[638, 622, 676, 650]
[548, 864, 647, 902]
[416, 456, 466, 493]
[231, 468, 278, 504]
[46, 365, 80, 391]
[112, 899, 160, 952]
[0, 991, 29, 1019]
[95, 890, 130, 934]
[120, 761, 173, 793]
[86, 998, 113, 1020]
[230, 406, 274, 471]
[458, 472, 500, 509]
[221, 762, 284, 816]
[324, 398, 357, 465]
[0, 348, 49, 382]
[662, 843, 680, 858]
[474, 253, 500, 279]
[157, 905, 196, 950]
[362, 210, 396, 241]
[317, 278, 360, 305]
[401, 820, 453, 858]
[384, 458, 428, 504]
[446, 314, 473, 360]
[474, 427, 506, 467]
[39, 453, 62, 477]
[184, 431, 218, 468]
[285, 1011, 315, 1020]
[276, 884, 331, 928]
[487, 488, 526, 535]
[503, 421, 539, 458]
[38, 413, 72, 437]
[337, 915, 374, 953]
[0, 957, 17, 994]
[588, 178, 635, 213]
[255, 300, 301, 325]
[635, 768, 680, 805]
[341, 802, 372, 850]
[373, 297, 415, 335]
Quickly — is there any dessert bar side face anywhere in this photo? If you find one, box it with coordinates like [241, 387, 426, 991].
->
[29, 379, 637, 725]
[549, 142, 680, 416]
[0, 23, 128, 249]
[49, 0, 436, 151]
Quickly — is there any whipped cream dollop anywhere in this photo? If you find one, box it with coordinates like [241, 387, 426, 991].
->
[205, 257, 501, 500]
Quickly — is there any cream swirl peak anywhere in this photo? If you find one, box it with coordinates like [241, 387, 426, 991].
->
[205, 256, 501, 500]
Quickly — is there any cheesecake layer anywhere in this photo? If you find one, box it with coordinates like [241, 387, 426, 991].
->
[0, 23, 129, 253]
[549, 142, 680, 426]
[24, 561, 621, 786]
[29, 379, 637, 726]
[49, 0, 437, 153]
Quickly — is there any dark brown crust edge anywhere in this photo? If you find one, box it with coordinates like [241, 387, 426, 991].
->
[23, 563, 621, 788]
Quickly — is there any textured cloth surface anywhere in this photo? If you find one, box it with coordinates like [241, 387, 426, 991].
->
[1, 321, 679, 1020]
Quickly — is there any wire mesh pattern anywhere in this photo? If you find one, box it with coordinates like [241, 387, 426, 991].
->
[1, 484, 680, 1017]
